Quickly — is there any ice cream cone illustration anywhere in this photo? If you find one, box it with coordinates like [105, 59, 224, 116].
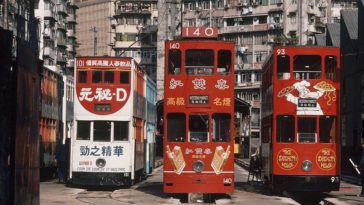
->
[166, 145, 186, 175]
[211, 145, 231, 174]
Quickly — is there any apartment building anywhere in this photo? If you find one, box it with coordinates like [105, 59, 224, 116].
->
[156, 0, 336, 154]
[112, 0, 159, 81]
[75, 0, 115, 57]
[35, 0, 77, 177]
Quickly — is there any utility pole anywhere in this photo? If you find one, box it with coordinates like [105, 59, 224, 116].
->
[90, 26, 98, 56]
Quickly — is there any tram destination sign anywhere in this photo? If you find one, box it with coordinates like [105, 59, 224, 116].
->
[189, 95, 209, 104]
[298, 98, 317, 108]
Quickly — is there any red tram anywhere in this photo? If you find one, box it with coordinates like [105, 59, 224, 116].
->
[261, 46, 340, 192]
[163, 27, 235, 193]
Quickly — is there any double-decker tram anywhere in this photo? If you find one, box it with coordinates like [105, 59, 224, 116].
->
[261, 46, 340, 192]
[70, 56, 148, 186]
[163, 27, 235, 194]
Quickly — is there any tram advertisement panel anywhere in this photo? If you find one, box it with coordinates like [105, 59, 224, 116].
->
[72, 141, 131, 172]
[75, 57, 132, 117]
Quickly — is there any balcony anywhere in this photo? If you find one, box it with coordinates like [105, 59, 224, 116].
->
[66, 13, 76, 23]
[43, 29, 54, 39]
[44, 9, 56, 20]
[67, 29, 75, 37]
[220, 25, 245, 34]
[56, 54, 67, 63]
[114, 40, 141, 49]
[57, 4, 67, 14]
[67, 44, 75, 53]
[57, 23, 66, 31]
[43, 47, 55, 57]
[57, 38, 67, 47]
[115, 6, 152, 16]
[67, 59, 75, 68]
[116, 24, 138, 34]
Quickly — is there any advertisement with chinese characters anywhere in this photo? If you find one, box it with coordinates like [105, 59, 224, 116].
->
[72, 141, 131, 173]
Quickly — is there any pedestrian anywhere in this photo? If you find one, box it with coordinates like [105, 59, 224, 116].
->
[354, 142, 364, 197]
[55, 142, 66, 184]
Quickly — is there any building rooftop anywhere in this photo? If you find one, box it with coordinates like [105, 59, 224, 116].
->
[315, 34, 326, 46]
[327, 23, 341, 47]
[341, 9, 358, 40]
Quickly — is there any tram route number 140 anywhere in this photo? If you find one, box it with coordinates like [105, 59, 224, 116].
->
[182, 27, 218, 38]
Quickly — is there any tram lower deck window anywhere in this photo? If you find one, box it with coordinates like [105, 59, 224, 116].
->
[276, 115, 294, 143]
[189, 114, 209, 142]
[77, 121, 90, 140]
[94, 121, 111, 142]
[114, 121, 129, 141]
[167, 113, 186, 142]
[319, 116, 336, 143]
[212, 113, 231, 142]
[298, 117, 316, 143]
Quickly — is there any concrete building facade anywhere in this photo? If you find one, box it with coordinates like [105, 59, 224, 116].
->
[75, 0, 115, 57]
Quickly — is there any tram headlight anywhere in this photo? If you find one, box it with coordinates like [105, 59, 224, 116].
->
[301, 160, 313, 172]
[96, 158, 106, 168]
[192, 160, 204, 173]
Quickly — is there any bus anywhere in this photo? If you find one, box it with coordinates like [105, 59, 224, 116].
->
[70, 56, 150, 186]
[261, 46, 340, 192]
[163, 27, 235, 194]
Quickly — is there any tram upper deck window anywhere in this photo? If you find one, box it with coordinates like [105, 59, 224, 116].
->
[293, 55, 321, 80]
[189, 114, 209, 142]
[114, 121, 129, 141]
[319, 116, 336, 143]
[186, 49, 214, 75]
[77, 121, 90, 140]
[276, 115, 294, 143]
[212, 113, 231, 142]
[167, 113, 186, 142]
[92, 71, 102, 83]
[218, 50, 232, 75]
[298, 117, 316, 143]
[277, 55, 290, 80]
[104, 71, 114, 83]
[78, 71, 87, 83]
[93, 121, 111, 142]
[325, 56, 337, 81]
[120, 71, 129, 84]
[168, 50, 181, 75]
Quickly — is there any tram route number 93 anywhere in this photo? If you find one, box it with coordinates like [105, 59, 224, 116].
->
[277, 49, 286, 55]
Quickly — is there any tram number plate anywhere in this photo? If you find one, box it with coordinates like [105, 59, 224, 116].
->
[189, 95, 209, 104]
[223, 178, 232, 184]
[298, 98, 316, 107]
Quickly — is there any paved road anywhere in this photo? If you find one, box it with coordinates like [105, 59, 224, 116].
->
[41, 164, 364, 205]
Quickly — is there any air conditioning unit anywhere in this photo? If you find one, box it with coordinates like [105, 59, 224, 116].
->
[240, 46, 248, 54]
[224, 4, 230, 9]
[196, 7, 202, 12]
[268, 38, 274, 43]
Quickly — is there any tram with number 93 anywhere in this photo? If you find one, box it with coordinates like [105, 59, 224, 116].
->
[260, 46, 341, 192]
